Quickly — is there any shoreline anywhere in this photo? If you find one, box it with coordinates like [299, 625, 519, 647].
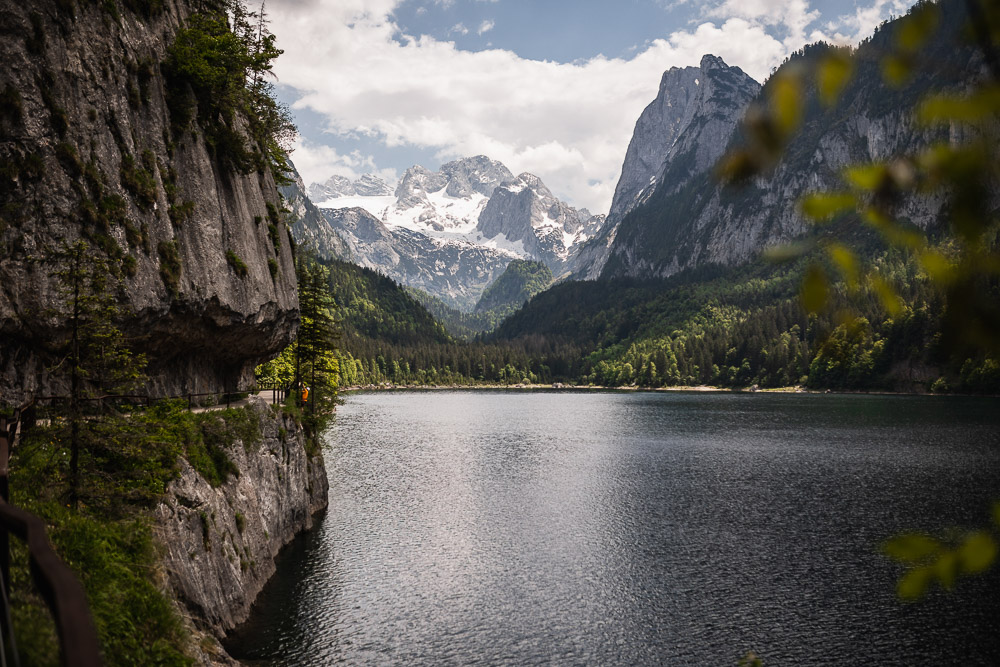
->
[338, 383, 992, 398]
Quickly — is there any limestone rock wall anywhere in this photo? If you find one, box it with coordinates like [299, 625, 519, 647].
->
[0, 0, 298, 401]
[154, 398, 328, 645]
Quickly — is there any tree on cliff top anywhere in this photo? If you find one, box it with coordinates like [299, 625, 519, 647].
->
[164, 0, 295, 179]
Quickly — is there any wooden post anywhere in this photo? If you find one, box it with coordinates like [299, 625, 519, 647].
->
[0, 408, 19, 615]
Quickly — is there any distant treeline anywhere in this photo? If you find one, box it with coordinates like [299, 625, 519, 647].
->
[323, 248, 999, 393]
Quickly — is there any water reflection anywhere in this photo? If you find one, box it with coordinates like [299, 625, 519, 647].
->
[226, 391, 1000, 665]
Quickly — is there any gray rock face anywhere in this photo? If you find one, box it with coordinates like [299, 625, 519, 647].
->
[297, 155, 606, 310]
[571, 54, 759, 280]
[610, 55, 760, 223]
[320, 208, 513, 311]
[354, 173, 393, 196]
[281, 166, 351, 261]
[477, 172, 605, 269]
[154, 397, 327, 641]
[601, 24, 980, 280]
[390, 156, 514, 225]
[307, 175, 355, 201]
[0, 0, 298, 401]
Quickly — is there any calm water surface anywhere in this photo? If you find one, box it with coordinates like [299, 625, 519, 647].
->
[226, 391, 1000, 665]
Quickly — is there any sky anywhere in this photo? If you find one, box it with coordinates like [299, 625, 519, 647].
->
[265, 0, 916, 214]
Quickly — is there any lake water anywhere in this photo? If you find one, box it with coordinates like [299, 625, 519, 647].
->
[225, 390, 1000, 665]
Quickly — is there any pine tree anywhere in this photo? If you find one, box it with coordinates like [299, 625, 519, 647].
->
[49, 240, 147, 505]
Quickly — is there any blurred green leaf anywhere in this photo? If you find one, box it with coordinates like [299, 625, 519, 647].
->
[801, 192, 856, 221]
[919, 251, 956, 283]
[771, 73, 804, 137]
[882, 54, 912, 87]
[863, 209, 926, 249]
[883, 534, 941, 563]
[817, 51, 853, 106]
[827, 243, 861, 290]
[935, 551, 958, 590]
[896, 3, 940, 51]
[763, 239, 815, 263]
[716, 150, 759, 184]
[845, 164, 887, 191]
[800, 264, 829, 313]
[870, 275, 904, 317]
[918, 86, 1000, 125]
[958, 532, 997, 574]
[898, 565, 933, 600]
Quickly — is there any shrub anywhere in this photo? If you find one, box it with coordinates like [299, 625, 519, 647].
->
[120, 153, 158, 211]
[226, 249, 248, 277]
[0, 84, 23, 124]
[157, 240, 181, 296]
[168, 200, 195, 226]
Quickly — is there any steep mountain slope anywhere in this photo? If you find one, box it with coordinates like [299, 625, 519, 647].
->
[317, 206, 513, 311]
[307, 173, 393, 202]
[0, 0, 298, 400]
[281, 165, 350, 261]
[474, 259, 553, 316]
[571, 55, 759, 279]
[601, 2, 978, 280]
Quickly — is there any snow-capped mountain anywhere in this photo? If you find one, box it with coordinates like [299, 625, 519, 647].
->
[307, 173, 394, 201]
[320, 207, 514, 311]
[300, 156, 608, 309]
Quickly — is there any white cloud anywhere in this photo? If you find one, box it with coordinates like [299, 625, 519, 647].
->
[706, 0, 819, 51]
[450, 22, 468, 35]
[266, 0, 914, 213]
[477, 19, 495, 35]
[291, 138, 398, 187]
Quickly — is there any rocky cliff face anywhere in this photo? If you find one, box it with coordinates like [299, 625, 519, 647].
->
[154, 397, 328, 657]
[320, 206, 513, 311]
[478, 172, 605, 268]
[571, 54, 759, 280]
[281, 166, 351, 261]
[601, 4, 979, 280]
[0, 0, 298, 401]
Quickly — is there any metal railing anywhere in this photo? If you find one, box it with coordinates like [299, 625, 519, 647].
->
[0, 405, 102, 667]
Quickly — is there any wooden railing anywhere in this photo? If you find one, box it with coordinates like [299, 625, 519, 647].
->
[0, 404, 102, 667]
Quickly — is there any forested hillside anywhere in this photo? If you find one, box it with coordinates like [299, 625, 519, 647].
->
[324, 259, 561, 386]
[493, 244, 999, 392]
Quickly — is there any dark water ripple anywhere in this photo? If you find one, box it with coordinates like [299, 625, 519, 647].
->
[226, 391, 1000, 665]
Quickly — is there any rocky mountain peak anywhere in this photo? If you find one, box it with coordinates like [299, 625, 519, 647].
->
[608, 54, 760, 226]
[570, 54, 759, 281]
[308, 174, 393, 202]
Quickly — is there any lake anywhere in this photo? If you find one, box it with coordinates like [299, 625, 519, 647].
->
[225, 390, 1000, 665]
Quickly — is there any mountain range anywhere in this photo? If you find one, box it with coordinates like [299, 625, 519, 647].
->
[284, 155, 604, 311]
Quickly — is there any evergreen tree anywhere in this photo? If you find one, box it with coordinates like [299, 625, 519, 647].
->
[49, 240, 147, 505]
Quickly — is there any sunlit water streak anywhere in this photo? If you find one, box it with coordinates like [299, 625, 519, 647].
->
[226, 391, 1000, 665]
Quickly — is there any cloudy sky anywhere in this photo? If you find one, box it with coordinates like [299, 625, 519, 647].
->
[266, 0, 915, 214]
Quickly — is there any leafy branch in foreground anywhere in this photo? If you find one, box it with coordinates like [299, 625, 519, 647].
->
[883, 503, 1000, 599]
[721, 1, 999, 358]
[717, 0, 1000, 602]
